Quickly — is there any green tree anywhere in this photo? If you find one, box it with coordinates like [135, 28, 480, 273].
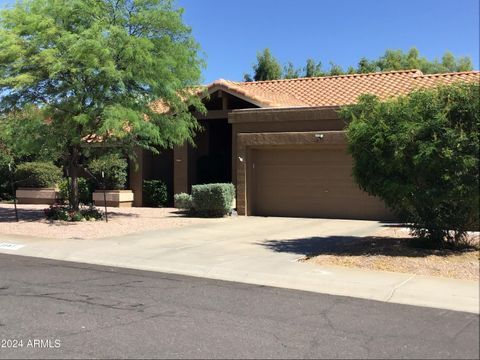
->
[328, 61, 344, 76]
[0, 0, 205, 210]
[375, 49, 404, 71]
[373, 48, 473, 74]
[243, 73, 253, 82]
[340, 83, 479, 247]
[357, 57, 377, 73]
[245, 48, 282, 81]
[243, 47, 474, 81]
[304, 58, 323, 77]
[283, 62, 301, 79]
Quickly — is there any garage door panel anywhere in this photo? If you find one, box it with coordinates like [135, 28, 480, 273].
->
[251, 147, 391, 220]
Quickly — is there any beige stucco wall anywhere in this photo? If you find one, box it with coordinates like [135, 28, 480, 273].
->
[229, 107, 344, 188]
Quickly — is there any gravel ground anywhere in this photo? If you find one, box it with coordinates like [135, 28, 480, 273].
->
[306, 227, 479, 281]
[0, 204, 225, 240]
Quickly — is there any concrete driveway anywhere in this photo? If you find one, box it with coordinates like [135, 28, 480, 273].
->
[0, 216, 478, 313]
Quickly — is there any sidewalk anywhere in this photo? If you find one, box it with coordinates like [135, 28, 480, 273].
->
[0, 217, 478, 314]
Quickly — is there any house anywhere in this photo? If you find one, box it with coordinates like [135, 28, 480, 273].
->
[128, 69, 480, 220]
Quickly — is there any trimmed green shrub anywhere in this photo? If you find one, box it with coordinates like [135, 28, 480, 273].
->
[14, 161, 62, 188]
[174, 192, 193, 209]
[341, 82, 479, 247]
[88, 153, 127, 190]
[191, 183, 235, 217]
[143, 180, 168, 207]
[59, 177, 92, 205]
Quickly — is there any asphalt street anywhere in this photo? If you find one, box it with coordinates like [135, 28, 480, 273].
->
[0, 253, 478, 359]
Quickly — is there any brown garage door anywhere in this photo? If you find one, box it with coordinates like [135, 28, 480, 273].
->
[250, 145, 392, 220]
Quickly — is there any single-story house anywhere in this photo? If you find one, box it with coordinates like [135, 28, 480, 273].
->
[128, 69, 479, 220]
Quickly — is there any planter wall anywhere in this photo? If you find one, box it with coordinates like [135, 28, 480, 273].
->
[93, 190, 134, 207]
[16, 187, 60, 205]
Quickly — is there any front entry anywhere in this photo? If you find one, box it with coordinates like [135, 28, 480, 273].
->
[195, 120, 232, 184]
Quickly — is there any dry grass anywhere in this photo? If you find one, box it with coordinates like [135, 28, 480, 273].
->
[0, 204, 225, 240]
[305, 227, 479, 281]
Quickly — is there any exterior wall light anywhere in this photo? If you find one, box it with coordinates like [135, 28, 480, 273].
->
[315, 133, 324, 139]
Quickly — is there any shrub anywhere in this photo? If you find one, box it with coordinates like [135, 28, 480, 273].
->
[44, 204, 103, 221]
[340, 82, 479, 247]
[191, 183, 235, 217]
[80, 205, 104, 221]
[44, 205, 70, 221]
[143, 180, 168, 207]
[14, 161, 62, 188]
[59, 177, 92, 205]
[88, 153, 127, 190]
[0, 151, 13, 201]
[174, 192, 193, 209]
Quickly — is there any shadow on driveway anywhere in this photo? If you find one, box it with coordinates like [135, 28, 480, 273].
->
[258, 235, 474, 258]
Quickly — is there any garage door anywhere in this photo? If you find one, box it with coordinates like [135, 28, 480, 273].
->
[250, 146, 392, 220]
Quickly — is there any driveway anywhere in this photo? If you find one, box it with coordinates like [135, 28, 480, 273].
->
[0, 216, 478, 313]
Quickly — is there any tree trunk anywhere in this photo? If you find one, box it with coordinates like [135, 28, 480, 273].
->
[69, 147, 80, 211]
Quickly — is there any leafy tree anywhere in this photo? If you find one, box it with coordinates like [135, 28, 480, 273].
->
[357, 57, 377, 73]
[283, 62, 301, 79]
[244, 47, 474, 81]
[88, 153, 128, 190]
[346, 66, 356, 74]
[340, 82, 479, 247]
[243, 73, 253, 82]
[304, 59, 323, 77]
[366, 48, 473, 74]
[245, 48, 282, 81]
[0, 0, 205, 210]
[328, 61, 344, 76]
[0, 148, 13, 200]
[376, 49, 404, 71]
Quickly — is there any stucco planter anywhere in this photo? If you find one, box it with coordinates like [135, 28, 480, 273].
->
[16, 187, 60, 205]
[92, 190, 134, 207]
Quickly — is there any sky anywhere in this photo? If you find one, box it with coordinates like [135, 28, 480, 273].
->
[177, 0, 479, 83]
[0, 0, 478, 84]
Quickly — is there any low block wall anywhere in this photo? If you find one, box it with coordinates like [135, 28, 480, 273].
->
[16, 188, 60, 205]
[93, 190, 134, 207]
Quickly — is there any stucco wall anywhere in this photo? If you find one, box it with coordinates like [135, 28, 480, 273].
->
[229, 106, 344, 188]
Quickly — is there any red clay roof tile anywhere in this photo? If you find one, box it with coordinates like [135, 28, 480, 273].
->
[207, 69, 479, 108]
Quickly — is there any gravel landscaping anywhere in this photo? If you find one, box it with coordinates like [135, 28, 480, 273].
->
[305, 227, 479, 281]
[0, 204, 226, 240]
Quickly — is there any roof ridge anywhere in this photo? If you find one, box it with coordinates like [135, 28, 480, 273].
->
[207, 77, 307, 107]
[237, 69, 424, 85]
[416, 70, 480, 78]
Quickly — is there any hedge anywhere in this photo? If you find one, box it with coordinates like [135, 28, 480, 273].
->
[143, 180, 168, 207]
[14, 162, 62, 188]
[191, 183, 235, 217]
[174, 192, 193, 209]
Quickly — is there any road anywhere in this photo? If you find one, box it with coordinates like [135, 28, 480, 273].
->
[0, 254, 478, 359]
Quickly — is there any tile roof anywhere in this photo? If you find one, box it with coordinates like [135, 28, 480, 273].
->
[206, 70, 479, 108]
[83, 70, 479, 144]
